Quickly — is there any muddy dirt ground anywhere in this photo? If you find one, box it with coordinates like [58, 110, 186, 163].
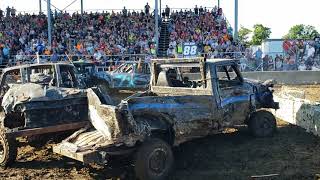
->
[1, 120, 320, 180]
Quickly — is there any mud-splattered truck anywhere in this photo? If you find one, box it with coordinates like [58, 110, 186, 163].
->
[0, 63, 90, 167]
[53, 58, 279, 180]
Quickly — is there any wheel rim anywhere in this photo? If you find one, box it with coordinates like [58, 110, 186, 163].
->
[148, 148, 168, 174]
[259, 117, 272, 135]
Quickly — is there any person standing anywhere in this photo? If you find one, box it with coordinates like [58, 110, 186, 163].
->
[254, 48, 263, 69]
[6, 6, 10, 17]
[122, 6, 127, 17]
[11, 7, 16, 17]
[199, 6, 204, 15]
[145, 3, 150, 15]
[165, 5, 170, 18]
[0, 9, 3, 19]
[194, 5, 199, 16]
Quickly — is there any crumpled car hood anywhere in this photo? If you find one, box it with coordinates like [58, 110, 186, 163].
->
[2, 83, 83, 113]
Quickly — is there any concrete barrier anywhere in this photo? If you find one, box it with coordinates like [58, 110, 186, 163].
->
[272, 94, 320, 136]
[242, 71, 320, 85]
[241, 71, 320, 136]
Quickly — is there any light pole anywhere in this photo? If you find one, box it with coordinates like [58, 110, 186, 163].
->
[155, 0, 159, 52]
[80, 0, 83, 15]
[47, 0, 52, 47]
[39, 0, 42, 14]
[159, 0, 162, 17]
[234, 0, 239, 40]
[218, 0, 220, 8]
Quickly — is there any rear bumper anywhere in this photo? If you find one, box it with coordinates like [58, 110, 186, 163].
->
[53, 142, 105, 164]
[53, 142, 136, 165]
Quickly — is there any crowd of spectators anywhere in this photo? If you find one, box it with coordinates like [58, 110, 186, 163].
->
[0, 4, 240, 65]
[241, 38, 320, 71]
[167, 6, 242, 58]
[2, 4, 318, 72]
[0, 4, 156, 65]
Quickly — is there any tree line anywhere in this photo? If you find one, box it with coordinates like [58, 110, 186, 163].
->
[238, 24, 320, 47]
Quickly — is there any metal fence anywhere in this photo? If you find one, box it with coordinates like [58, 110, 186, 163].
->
[3, 54, 154, 70]
[3, 52, 320, 72]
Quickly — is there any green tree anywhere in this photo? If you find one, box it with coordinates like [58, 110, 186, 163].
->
[283, 24, 319, 40]
[251, 24, 271, 45]
[238, 26, 252, 47]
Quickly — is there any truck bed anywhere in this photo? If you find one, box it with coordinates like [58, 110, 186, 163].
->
[53, 128, 114, 164]
[53, 88, 138, 164]
[53, 127, 137, 164]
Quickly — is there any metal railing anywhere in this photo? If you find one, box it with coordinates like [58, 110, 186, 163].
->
[3, 51, 320, 72]
[4, 54, 154, 68]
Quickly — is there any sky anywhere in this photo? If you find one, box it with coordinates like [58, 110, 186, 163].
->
[1, 0, 319, 39]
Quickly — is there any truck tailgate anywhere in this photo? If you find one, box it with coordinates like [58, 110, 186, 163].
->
[53, 88, 135, 164]
[53, 129, 114, 164]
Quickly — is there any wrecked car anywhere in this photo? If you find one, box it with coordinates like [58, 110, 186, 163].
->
[111, 60, 150, 90]
[53, 58, 279, 180]
[73, 60, 113, 91]
[0, 63, 90, 166]
[74, 60, 150, 92]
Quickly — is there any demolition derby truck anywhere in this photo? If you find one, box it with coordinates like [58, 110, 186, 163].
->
[54, 58, 279, 180]
[0, 63, 90, 166]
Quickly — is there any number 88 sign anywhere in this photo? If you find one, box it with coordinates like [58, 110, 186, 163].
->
[183, 42, 198, 57]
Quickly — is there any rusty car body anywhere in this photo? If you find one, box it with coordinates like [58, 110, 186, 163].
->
[53, 58, 279, 180]
[0, 63, 90, 167]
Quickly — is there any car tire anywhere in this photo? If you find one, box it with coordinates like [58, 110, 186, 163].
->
[134, 138, 174, 180]
[0, 131, 17, 167]
[248, 110, 277, 137]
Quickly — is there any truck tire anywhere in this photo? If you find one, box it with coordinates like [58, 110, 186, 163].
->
[0, 132, 17, 167]
[134, 138, 174, 180]
[248, 110, 277, 137]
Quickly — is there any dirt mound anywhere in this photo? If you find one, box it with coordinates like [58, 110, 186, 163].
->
[1, 120, 320, 180]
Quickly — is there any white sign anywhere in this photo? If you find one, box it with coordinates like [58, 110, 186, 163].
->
[183, 42, 198, 57]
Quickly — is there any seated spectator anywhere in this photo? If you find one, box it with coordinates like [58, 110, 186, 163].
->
[298, 60, 307, 71]
[167, 45, 176, 58]
[275, 55, 283, 71]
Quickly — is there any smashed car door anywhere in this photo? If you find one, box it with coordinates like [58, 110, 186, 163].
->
[214, 64, 252, 126]
[132, 62, 150, 88]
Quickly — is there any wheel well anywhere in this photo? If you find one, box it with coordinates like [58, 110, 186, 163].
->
[134, 114, 175, 146]
[150, 128, 174, 146]
[3, 112, 25, 129]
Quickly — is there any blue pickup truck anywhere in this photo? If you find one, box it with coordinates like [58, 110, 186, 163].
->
[54, 58, 279, 180]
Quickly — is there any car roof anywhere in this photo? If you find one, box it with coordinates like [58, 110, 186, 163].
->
[2, 62, 72, 73]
